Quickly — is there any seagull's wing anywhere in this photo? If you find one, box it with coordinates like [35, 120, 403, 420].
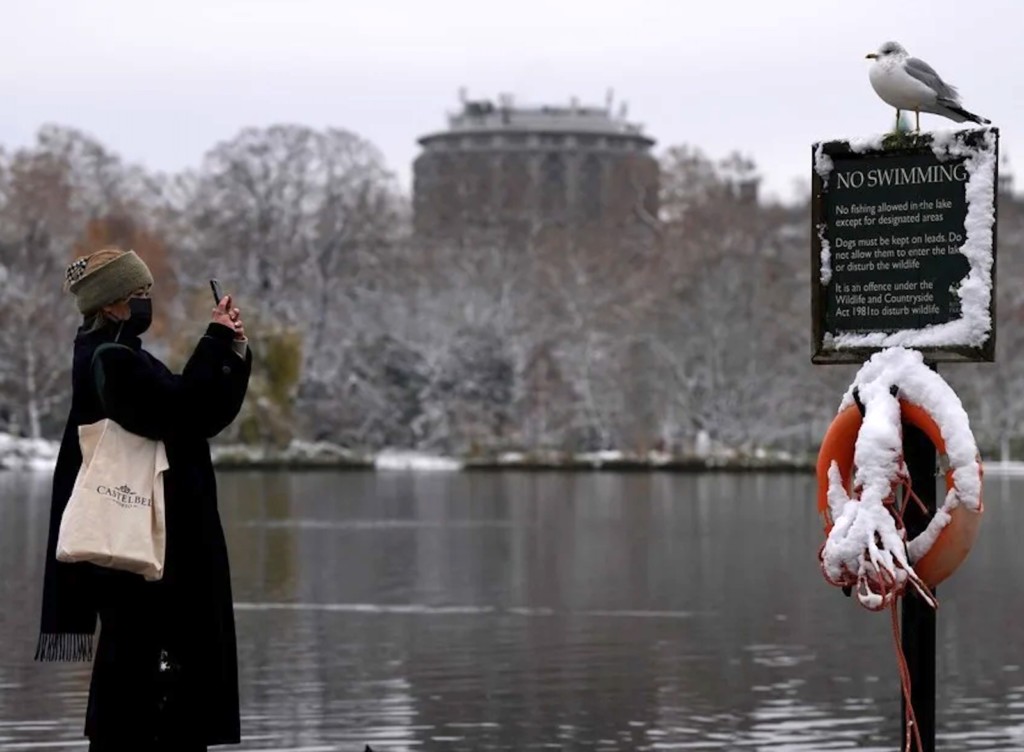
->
[904, 57, 961, 103]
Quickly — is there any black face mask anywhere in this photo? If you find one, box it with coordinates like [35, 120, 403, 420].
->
[122, 297, 153, 337]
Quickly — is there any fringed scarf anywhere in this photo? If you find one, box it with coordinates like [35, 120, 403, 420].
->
[35, 324, 139, 662]
[36, 478, 99, 662]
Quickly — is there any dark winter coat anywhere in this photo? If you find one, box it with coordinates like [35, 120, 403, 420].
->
[37, 321, 252, 747]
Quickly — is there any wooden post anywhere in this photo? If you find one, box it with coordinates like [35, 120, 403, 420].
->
[900, 365, 938, 751]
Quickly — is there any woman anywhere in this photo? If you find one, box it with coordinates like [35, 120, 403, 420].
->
[36, 248, 252, 751]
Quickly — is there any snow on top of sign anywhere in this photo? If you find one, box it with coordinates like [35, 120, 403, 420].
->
[814, 143, 834, 182]
[823, 347, 981, 606]
[818, 224, 832, 285]
[847, 133, 887, 154]
[928, 126, 993, 160]
[827, 129, 997, 350]
[814, 143, 835, 286]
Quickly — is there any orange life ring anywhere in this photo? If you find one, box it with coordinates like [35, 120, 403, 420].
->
[816, 398, 983, 588]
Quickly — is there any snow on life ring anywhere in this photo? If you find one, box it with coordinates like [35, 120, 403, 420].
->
[816, 396, 984, 591]
[816, 348, 985, 603]
[814, 347, 984, 752]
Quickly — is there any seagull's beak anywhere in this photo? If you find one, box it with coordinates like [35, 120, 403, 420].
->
[866, 53, 878, 59]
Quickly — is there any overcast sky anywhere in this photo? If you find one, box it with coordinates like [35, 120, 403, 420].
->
[1, 0, 1015, 203]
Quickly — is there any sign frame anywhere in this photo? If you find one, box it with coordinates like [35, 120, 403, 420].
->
[811, 128, 999, 365]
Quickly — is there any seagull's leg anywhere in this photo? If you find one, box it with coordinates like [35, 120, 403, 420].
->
[915, 109, 920, 133]
[895, 109, 901, 132]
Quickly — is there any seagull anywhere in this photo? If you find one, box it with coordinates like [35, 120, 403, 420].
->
[866, 41, 990, 132]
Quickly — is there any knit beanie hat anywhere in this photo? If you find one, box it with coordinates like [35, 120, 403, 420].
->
[64, 250, 154, 315]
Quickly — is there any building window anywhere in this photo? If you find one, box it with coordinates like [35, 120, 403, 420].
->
[464, 155, 496, 217]
[499, 154, 530, 212]
[430, 155, 456, 224]
[540, 153, 566, 215]
[580, 154, 603, 220]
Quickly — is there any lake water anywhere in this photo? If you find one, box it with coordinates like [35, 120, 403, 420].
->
[1, 470, 1022, 750]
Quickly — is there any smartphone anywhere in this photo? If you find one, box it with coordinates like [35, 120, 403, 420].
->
[210, 279, 225, 305]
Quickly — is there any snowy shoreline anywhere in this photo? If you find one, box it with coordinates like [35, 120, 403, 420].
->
[6, 432, 1024, 475]
[0, 432, 816, 473]
[0, 433, 61, 473]
[213, 446, 819, 473]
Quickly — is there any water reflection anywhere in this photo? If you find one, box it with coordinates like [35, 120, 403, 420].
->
[1, 470, 1024, 749]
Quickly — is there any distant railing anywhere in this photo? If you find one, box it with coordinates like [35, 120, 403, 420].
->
[444, 108, 648, 137]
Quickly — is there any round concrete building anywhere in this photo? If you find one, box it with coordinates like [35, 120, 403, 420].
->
[413, 93, 659, 238]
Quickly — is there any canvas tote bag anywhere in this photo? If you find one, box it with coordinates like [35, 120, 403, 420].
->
[56, 343, 169, 581]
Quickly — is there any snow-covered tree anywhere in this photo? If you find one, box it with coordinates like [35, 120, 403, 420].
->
[0, 129, 136, 436]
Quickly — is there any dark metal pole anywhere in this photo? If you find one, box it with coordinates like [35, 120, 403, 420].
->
[900, 370, 938, 751]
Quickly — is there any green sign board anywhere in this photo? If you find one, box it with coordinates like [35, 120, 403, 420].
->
[811, 128, 998, 364]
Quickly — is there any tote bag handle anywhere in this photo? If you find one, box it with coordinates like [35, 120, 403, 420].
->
[90, 342, 134, 414]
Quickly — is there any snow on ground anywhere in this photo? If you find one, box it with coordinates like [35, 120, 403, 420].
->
[212, 440, 371, 467]
[577, 450, 625, 467]
[374, 450, 464, 472]
[983, 461, 1024, 477]
[0, 433, 59, 472]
